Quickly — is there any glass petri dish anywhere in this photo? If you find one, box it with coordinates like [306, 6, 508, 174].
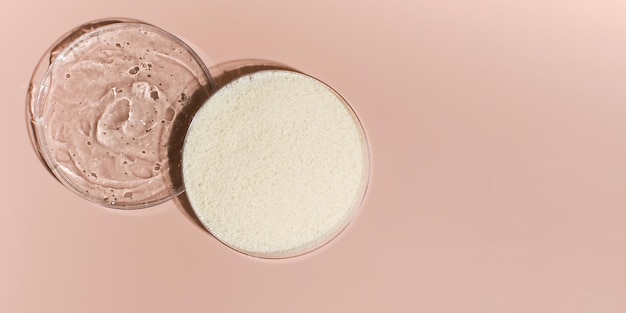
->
[26, 18, 214, 209]
[181, 69, 370, 258]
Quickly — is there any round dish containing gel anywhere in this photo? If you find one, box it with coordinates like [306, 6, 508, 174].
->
[28, 21, 212, 208]
[182, 70, 369, 258]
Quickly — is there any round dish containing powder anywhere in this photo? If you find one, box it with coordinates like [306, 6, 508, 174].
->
[27, 19, 213, 208]
[182, 70, 369, 258]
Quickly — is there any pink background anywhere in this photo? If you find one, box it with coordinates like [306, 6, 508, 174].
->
[2, 1, 626, 312]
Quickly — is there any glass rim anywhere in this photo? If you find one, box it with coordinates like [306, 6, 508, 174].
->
[27, 18, 215, 209]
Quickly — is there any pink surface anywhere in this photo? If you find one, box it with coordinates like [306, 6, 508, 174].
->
[2, 1, 626, 312]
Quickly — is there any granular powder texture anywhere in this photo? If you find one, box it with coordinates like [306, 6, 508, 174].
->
[183, 70, 368, 258]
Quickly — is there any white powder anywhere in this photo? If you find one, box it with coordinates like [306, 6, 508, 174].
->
[182, 70, 368, 258]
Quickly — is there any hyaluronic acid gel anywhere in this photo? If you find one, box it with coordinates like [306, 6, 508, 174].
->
[30, 22, 211, 208]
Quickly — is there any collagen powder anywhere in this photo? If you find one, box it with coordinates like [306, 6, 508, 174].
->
[182, 70, 369, 257]
[31, 22, 211, 208]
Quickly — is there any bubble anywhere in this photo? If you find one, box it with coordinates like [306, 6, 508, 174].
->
[180, 92, 188, 103]
[65, 73, 71, 79]
[164, 107, 175, 121]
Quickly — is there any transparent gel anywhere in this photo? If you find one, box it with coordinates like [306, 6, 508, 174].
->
[27, 19, 213, 208]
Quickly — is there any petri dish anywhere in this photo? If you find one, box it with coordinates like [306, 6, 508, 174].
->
[26, 19, 369, 258]
[26, 18, 214, 209]
[182, 70, 370, 258]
